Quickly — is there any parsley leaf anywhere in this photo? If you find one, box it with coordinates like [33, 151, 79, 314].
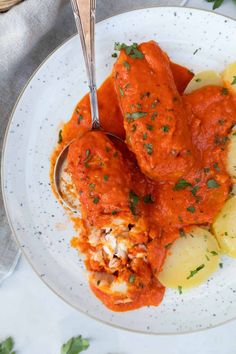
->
[93, 197, 100, 204]
[178, 285, 183, 294]
[114, 42, 144, 59]
[212, 0, 224, 10]
[129, 190, 139, 215]
[231, 76, 236, 85]
[125, 112, 147, 121]
[61, 335, 89, 354]
[123, 61, 130, 70]
[187, 205, 196, 213]
[119, 87, 125, 97]
[186, 264, 205, 280]
[78, 115, 83, 124]
[144, 143, 153, 155]
[173, 179, 192, 191]
[129, 274, 136, 284]
[0, 337, 15, 354]
[207, 179, 220, 189]
[191, 186, 200, 196]
[162, 125, 170, 133]
[143, 194, 154, 204]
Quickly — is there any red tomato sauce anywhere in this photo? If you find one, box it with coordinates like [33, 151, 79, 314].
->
[53, 41, 236, 312]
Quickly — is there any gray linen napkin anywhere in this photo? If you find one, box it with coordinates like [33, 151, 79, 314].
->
[0, 0, 186, 284]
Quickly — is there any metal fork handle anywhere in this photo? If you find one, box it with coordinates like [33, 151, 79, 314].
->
[70, 0, 100, 130]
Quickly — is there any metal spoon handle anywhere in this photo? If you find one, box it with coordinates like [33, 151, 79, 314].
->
[70, 0, 100, 129]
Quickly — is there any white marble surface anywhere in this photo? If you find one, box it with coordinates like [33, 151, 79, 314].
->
[1, 0, 236, 353]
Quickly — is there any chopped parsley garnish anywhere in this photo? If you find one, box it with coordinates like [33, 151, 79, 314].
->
[151, 112, 158, 120]
[231, 76, 236, 85]
[89, 183, 95, 190]
[203, 167, 210, 173]
[58, 129, 63, 144]
[219, 262, 223, 268]
[162, 125, 170, 133]
[113, 151, 118, 158]
[178, 285, 183, 294]
[210, 250, 218, 256]
[93, 197, 100, 204]
[195, 78, 201, 82]
[0, 337, 15, 354]
[141, 92, 150, 99]
[195, 178, 201, 183]
[143, 194, 154, 204]
[61, 335, 89, 354]
[78, 115, 83, 124]
[114, 42, 144, 59]
[112, 52, 118, 58]
[129, 274, 136, 284]
[129, 190, 139, 215]
[144, 143, 153, 155]
[173, 179, 192, 191]
[207, 179, 220, 189]
[186, 264, 205, 279]
[187, 205, 196, 213]
[213, 162, 220, 172]
[191, 186, 200, 196]
[119, 87, 125, 97]
[84, 149, 91, 164]
[106, 146, 111, 153]
[123, 60, 130, 70]
[179, 228, 186, 238]
[131, 124, 137, 132]
[221, 87, 229, 96]
[218, 119, 225, 125]
[142, 133, 148, 140]
[125, 111, 148, 121]
[103, 175, 109, 182]
[146, 124, 154, 131]
[112, 210, 118, 215]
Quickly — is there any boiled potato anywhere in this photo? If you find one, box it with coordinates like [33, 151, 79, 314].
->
[222, 61, 236, 94]
[158, 227, 220, 290]
[226, 130, 236, 181]
[212, 196, 236, 258]
[184, 70, 223, 94]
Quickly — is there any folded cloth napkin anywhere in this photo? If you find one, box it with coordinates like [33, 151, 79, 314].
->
[0, 0, 186, 284]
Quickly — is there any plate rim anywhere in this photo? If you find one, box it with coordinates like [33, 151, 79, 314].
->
[2, 6, 236, 335]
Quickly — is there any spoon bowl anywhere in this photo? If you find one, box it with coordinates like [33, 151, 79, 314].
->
[53, 0, 124, 211]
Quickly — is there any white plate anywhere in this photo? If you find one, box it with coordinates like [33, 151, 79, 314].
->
[2, 7, 236, 334]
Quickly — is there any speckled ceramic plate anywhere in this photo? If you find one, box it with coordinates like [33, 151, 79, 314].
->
[2, 7, 236, 334]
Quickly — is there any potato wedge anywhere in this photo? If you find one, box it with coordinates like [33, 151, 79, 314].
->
[184, 70, 223, 94]
[226, 130, 236, 181]
[212, 196, 236, 258]
[222, 61, 236, 94]
[158, 227, 220, 290]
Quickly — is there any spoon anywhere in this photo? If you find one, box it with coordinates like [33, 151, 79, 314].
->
[54, 0, 122, 211]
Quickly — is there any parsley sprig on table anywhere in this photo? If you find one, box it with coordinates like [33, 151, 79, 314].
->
[206, 0, 236, 10]
[61, 335, 89, 354]
[0, 337, 15, 354]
